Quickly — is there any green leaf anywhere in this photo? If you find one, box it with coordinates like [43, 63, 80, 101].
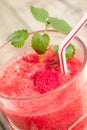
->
[31, 32, 50, 54]
[53, 44, 75, 60]
[48, 17, 72, 33]
[8, 30, 29, 48]
[53, 45, 59, 56]
[30, 6, 49, 23]
[65, 44, 75, 60]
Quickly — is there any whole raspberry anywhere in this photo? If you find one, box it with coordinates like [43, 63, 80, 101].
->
[34, 69, 59, 94]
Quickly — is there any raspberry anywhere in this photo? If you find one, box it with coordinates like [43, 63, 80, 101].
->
[34, 69, 59, 94]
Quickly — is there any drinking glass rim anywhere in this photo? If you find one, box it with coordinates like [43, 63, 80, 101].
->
[0, 30, 86, 100]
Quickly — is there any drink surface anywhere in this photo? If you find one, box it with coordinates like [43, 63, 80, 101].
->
[0, 48, 83, 130]
[0, 48, 82, 97]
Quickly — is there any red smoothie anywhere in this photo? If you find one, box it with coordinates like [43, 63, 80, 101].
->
[0, 48, 83, 130]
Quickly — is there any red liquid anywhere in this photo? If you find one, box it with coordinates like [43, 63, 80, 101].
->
[0, 51, 83, 130]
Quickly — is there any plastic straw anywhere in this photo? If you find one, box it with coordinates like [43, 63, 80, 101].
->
[59, 14, 87, 74]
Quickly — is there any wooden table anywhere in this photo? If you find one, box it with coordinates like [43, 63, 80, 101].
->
[0, 0, 87, 129]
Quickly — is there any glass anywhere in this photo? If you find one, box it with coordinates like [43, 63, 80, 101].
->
[0, 30, 87, 130]
[68, 113, 87, 130]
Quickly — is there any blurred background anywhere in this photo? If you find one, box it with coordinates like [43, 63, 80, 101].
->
[0, 0, 87, 45]
[0, 0, 87, 129]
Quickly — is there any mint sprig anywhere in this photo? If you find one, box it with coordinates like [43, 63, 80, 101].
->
[8, 30, 29, 48]
[32, 33, 50, 54]
[7, 6, 75, 60]
[30, 6, 72, 34]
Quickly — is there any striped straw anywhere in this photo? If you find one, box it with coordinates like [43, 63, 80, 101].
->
[59, 14, 87, 74]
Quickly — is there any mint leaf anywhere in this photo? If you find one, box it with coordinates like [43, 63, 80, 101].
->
[48, 17, 72, 33]
[31, 32, 50, 54]
[53, 44, 75, 60]
[53, 45, 59, 56]
[65, 44, 75, 60]
[30, 6, 49, 23]
[8, 30, 29, 48]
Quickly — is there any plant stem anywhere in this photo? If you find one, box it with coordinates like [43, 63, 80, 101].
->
[44, 22, 51, 33]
